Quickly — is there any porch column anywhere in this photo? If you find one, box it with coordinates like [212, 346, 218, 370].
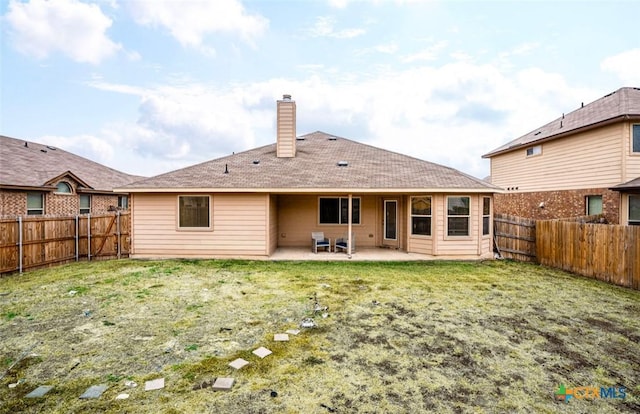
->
[348, 194, 353, 256]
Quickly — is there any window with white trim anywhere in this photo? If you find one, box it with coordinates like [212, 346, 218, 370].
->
[633, 125, 640, 153]
[27, 193, 44, 215]
[179, 196, 210, 228]
[411, 196, 431, 236]
[447, 196, 470, 236]
[526, 145, 542, 157]
[586, 195, 603, 215]
[482, 197, 491, 235]
[319, 197, 360, 224]
[79, 194, 91, 214]
[629, 195, 640, 226]
[118, 195, 129, 210]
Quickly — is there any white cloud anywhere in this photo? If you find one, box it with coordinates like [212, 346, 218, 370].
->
[308, 16, 365, 39]
[601, 49, 640, 85]
[4, 0, 121, 64]
[127, 0, 268, 52]
[402, 41, 447, 63]
[76, 61, 595, 179]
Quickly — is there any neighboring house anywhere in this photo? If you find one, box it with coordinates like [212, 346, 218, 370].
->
[483, 87, 640, 225]
[116, 95, 499, 259]
[0, 135, 143, 217]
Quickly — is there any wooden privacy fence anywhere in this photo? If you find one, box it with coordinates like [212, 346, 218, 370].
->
[493, 213, 537, 261]
[0, 213, 130, 275]
[536, 220, 640, 290]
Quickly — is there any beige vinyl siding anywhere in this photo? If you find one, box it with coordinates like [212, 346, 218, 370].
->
[131, 193, 269, 258]
[434, 194, 487, 256]
[491, 124, 624, 191]
[277, 194, 377, 248]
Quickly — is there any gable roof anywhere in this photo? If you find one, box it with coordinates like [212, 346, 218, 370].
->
[483, 87, 640, 158]
[0, 135, 144, 193]
[120, 131, 498, 193]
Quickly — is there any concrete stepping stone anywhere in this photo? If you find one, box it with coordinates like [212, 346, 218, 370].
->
[79, 384, 108, 399]
[286, 329, 300, 335]
[229, 358, 249, 370]
[212, 377, 234, 391]
[274, 333, 289, 342]
[253, 347, 272, 358]
[145, 378, 165, 391]
[25, 385, 53, 398]
[115, 393, 129, 400]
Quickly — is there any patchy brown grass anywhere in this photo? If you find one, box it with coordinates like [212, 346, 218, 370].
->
[0, 259, 638, 413]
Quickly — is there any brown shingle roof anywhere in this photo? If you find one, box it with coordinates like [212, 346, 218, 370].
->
[610, 176, 640, 192]
[121, 131, 499, 192]
[483, 87, 640, 158]
[0, 135, 144, 192]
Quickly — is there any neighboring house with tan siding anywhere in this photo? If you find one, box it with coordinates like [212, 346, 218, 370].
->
[117, 95, 499, 259]
[483, 87, 640, 225]
[0, 135, 143, 218]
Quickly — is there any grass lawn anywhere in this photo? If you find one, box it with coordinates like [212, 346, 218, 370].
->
[0, 259, 638, 413]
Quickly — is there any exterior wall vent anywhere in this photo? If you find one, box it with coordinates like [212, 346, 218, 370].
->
[337, 161, 348, 167]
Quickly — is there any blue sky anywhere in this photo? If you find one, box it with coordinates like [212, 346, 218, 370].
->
[2, 0, 639, 179]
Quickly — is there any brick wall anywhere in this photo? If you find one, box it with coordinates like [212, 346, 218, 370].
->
[1, 189, 127, 218]
[494, 188, 620, 224]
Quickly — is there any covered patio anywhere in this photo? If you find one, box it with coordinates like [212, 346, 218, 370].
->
[268, 247, 495, 261]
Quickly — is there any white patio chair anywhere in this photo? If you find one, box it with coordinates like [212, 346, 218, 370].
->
[311, 232, 331, 253]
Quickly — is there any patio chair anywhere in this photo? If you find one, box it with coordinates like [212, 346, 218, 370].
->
[311, 232, 331, 253]
[335, 233, 355, 254]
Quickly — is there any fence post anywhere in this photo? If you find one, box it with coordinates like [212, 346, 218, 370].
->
[116, 211, 121, 260]
[87, 214, 91, 261]
[18, 216, 23, 274]
[75, 215, 79, 262]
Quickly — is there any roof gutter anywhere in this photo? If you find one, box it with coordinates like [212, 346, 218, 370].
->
[115, 187, 502, 194]
[0, 184, 57, 192]
[483, 114, 640, 158]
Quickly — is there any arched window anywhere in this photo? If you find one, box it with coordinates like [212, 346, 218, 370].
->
[56, 182, 72, 193]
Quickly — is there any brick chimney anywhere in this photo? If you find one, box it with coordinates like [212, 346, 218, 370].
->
[276, 94, 296, 158]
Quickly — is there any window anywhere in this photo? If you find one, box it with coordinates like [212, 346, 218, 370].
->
[411, 196, 431, 236]
[629, 195, 640, 226]
[482, 197, 491, 235]
[27, 193, 44, 215]
[586, 195, 603, 215]
[179, 196, 210, 228]
[118, 196, 129, 210]
[56, 182, 72, 193]
[526, 145, 542, 157]
[79, 195, 91, 214]
[633, 125, 640, 153]
[447, 196, 470, 236]
[319, 197, 360, 224]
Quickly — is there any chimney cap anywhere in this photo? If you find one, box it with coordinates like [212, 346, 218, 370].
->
[282, 94, 292, 100]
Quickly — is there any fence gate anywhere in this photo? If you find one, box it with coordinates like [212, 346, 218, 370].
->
[493, 213, 537, 262]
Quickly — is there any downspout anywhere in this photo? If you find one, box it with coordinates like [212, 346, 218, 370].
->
[348, 194, 353, 258]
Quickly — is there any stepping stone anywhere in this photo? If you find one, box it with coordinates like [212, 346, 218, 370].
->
[229, 358, 249, 370]
[274, 333, 289, 342]
[286, 329, 300, 335]
[79, 384, 108, 399]
[145, 378, 165, 391]
[212, 377, 234, 391]
[25, 385, 53, 398]
[252, 347, 272, 358]
[115, 393, 129, 400]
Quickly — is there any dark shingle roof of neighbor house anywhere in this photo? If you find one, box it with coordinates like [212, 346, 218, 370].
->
[0, 135, 144, 192]
[483, 87, 640, 158]
[610, 176, 640, 191]
[121, 131, 499, 193]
